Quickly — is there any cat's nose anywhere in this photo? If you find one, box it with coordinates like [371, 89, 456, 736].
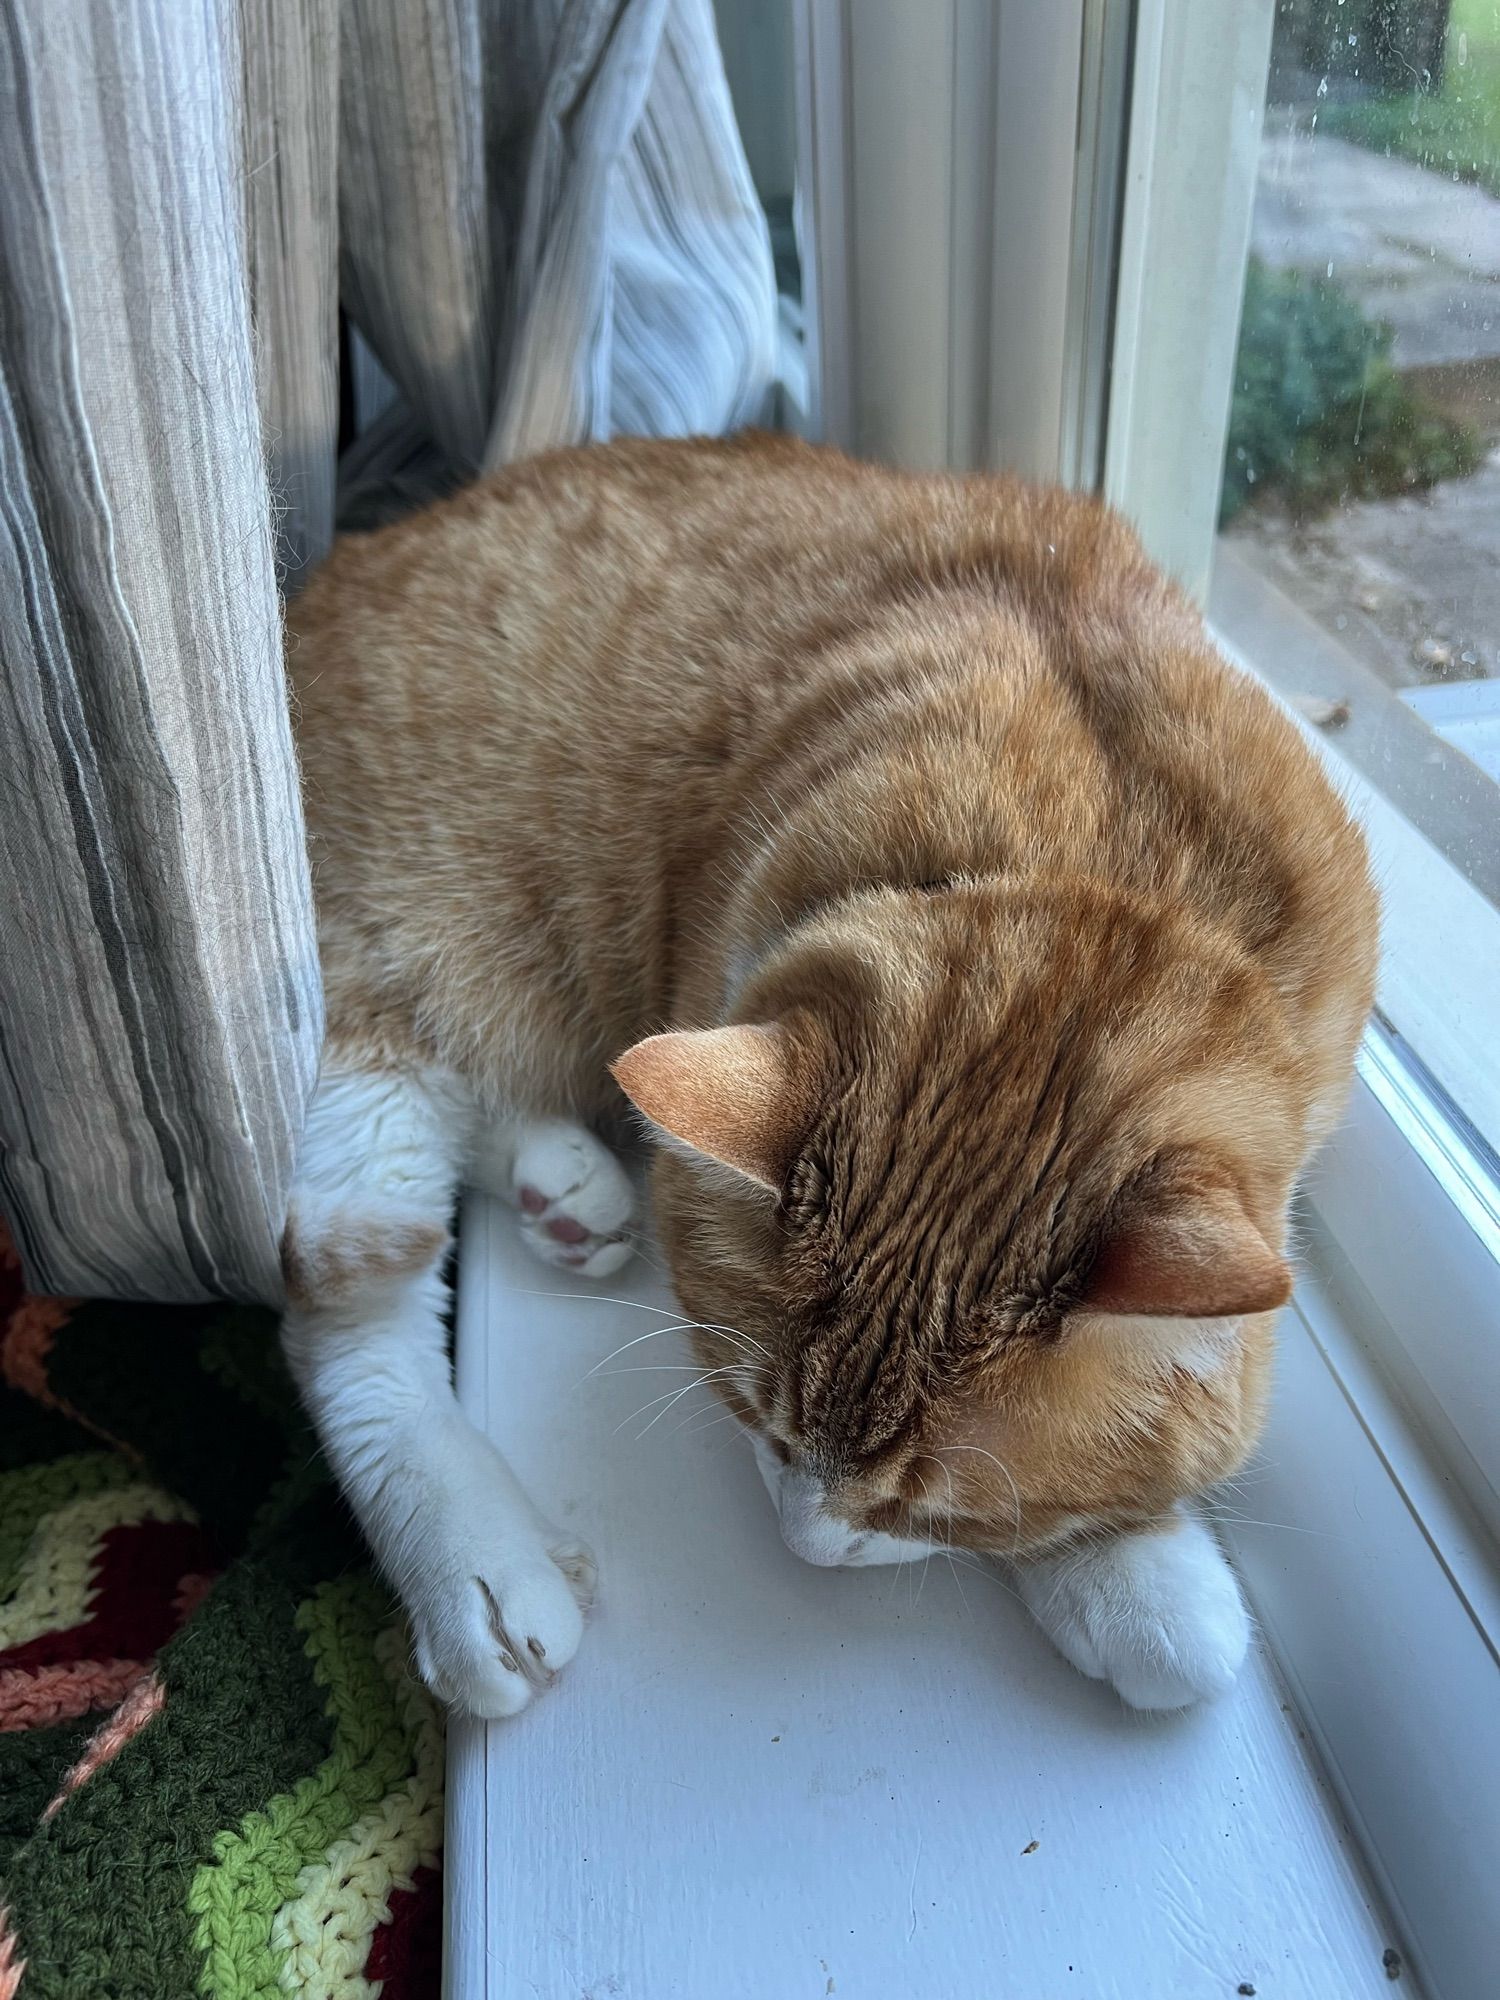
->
[776, 1469, 866, 1567]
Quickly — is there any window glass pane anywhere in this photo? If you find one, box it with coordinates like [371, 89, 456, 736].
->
[714, 0, 805, 422]
[1212, 0, 1500, 1153]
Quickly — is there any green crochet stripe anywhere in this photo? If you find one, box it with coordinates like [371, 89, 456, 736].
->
[0, 1715, 95, 1873]
[0, 1564, 334, 2000]
[198, 1308, 301, 1428]
[269, 1623, 444, 1991]
[189, 1574, 413, 2000]
[0, 1451, 136, 1599]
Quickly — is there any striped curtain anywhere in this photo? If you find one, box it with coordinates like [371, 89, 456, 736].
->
[0, 0, 776, 1304]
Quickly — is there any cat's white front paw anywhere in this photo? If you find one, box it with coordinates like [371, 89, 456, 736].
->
[410, 1528, 597, 1719]
[1017, 1513, 1250, 1710]
[511, 1121, 637, 1278]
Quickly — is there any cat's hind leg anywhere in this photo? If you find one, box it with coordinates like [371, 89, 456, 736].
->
[281, 1059, 596, 1717]
[468, 1112, 638, 1278]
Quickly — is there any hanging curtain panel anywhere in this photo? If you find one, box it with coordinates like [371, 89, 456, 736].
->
[240, 0, 343, 583]
[0, 1, 323, 1302]
[338, 0, 777, 481]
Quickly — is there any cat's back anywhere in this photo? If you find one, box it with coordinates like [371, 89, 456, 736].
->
[288, 429, 1212, 839]
[289, 435, 1372, 1090]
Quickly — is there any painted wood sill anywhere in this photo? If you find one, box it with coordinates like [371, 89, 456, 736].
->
[444, 1191, 1407, 2000]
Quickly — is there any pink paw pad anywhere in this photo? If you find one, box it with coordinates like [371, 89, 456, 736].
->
[518, 1186, 548, 1216]
[545, 1214, 592, 1247]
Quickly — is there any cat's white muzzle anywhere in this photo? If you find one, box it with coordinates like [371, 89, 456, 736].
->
[751, 1434, 938, 1569]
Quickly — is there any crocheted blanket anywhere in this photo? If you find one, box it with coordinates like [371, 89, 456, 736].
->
[0, 1227, 443, 1999]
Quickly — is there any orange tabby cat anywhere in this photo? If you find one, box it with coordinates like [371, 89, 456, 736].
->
[282, 432, 1377, 1717]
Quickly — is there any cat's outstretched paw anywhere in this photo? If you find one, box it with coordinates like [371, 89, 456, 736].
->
[411, 1528, 597, 1720]
[511, 1121, 637, 1278]
[1016, 1513, 1249, 1710]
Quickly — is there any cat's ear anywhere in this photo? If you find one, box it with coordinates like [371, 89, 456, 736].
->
[610, 1022, 813, 1191]
[1081, 1179, 1290, 1320]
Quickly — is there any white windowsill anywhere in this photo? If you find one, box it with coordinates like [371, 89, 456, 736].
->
[444, 1192, 1410, 2000]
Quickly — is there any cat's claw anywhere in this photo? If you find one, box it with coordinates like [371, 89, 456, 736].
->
[510, 1121, 637, 1278]
[411, 1531, 597, 1719]
[1017, 1512, 1250, 1710]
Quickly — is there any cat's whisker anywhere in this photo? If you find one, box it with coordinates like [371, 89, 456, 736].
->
[921, 1461, 977, 1619]
[581, 1320, 766, 1382]
[934, 1442, 1024, 1558]
[670, 1404, 747, 1442]
[511, 1290, 769, 1362]
[909, 1464, 951, 1610]
[941, 1550, 974, 1620]
[679, 1319, 774, 1360]
[1206, 1511, 1331, 1539]
[504, 1286, 771, 1359]
[599, 1361, 755, 1374]
[583, 1324, 705, 1377]
[614, 1382, 708, 1436]
[509, 1287, 674, 1313]
[908, 1468, 934, 1607]
[626, 1365, 751, 1440]
[942, 1550, 1025, 1606]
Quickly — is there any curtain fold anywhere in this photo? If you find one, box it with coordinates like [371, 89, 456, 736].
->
[241, 0, 342, 581]
[0, 0, 775, 1304]
[338, 0, 777, 481]
[0, 0, 324, 1302]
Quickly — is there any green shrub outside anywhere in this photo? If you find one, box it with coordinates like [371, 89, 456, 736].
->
[1221, 257, 1482, 522]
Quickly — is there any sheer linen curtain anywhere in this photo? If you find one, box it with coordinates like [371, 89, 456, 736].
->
[0, 0, 776, 1304]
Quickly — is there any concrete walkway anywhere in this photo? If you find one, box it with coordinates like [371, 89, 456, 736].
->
[1252, 114, 1500, 368]
[1227, 115, 1499, 744]
[1227, 451, 1500, 688]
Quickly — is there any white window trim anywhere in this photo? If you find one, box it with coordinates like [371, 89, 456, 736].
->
[1215, 1265, 1500, 2000]
[790, 0, 1110, 481]
[1102, 0, 1277, 597]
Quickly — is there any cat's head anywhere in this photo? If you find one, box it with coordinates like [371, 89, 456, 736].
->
[612, 881, 1323, 1569]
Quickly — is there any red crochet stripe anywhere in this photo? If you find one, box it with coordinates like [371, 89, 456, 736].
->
[363, 1867, 442, 1999]
[0, 1519, 215, 1673]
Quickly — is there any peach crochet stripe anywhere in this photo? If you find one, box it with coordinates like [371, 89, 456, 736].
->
[0, 1294, 74, 1398]
[0, 1904, 23, 2000]
[42, 1669, 165, 1821]
[0, 1656, 146, 1733]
